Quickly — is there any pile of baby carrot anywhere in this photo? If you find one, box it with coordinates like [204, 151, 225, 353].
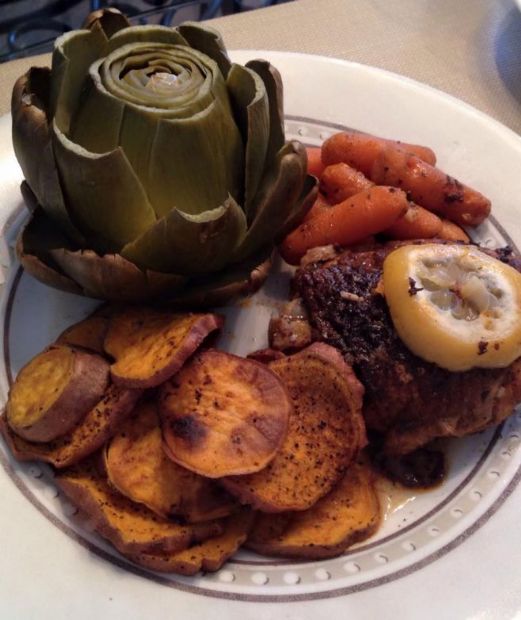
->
[279, 131, 492, 265]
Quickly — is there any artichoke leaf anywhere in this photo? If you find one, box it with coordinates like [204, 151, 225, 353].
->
[121, 195, 247, 275]
[277, 174, 319, 240]
[20, 180, 40, 214]
[234, 141, 308, 260]
[246, 60, 285, 169]
[69, 68, 125, 153]
[71, 44, 243, 221]
[145, 90, 243, 218]
[82, 46, 227, 205]
[18, 246, 83, 296]
[108, 26, 188, 53]
[178, 22, 232, 78]
[16, 207, 82, 295]
[11, 70, 85, 244]
[99, 44, 217, 113]
[70, 44, 216, 153]
[84, 9, 131, 38]
[50, 248, 186, 302]
[51, 29, 109, 135]
[169, 247, 272, 308]
[226, 64, 270, 220]
[53, 122, 157, 253]
[18, 205, 77, 254]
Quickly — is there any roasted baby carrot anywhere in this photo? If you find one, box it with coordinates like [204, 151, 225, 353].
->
[306, 147, 326, 178]
[316, 161, 445, 242]
[303, 194, 332, 222]
[320, 163, 373, 204]
[319, 163, 441, 240]
[321, 131, 436, 177]
[437, 219, 470, 242]
[279, 186, 408, 265]
[370, 147, 491, 227]
[384, 204, 442, 239]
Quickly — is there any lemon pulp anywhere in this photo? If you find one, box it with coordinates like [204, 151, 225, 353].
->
[382, 243, 521, 371]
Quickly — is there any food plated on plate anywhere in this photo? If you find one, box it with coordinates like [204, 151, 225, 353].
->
[288, 241, 521, 457]
[2, 8, 521, 576]
[0, 306, 374, 571]
[12, 8, 317, 303]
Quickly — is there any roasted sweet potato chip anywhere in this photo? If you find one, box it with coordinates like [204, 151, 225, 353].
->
[6, 345, 111, 442]
[56, 314, 110, 355]
[128, 509, 254, 575]
[246, 461, 381, 559]
[222, 343, 367, 512]
[104, 308, 223, 388]
[245, 512, 293, 545]
[56, 457, 222, 556]
[0, 385, 142, 468]
[105, 400, 236, 523]
[159, 350, 291, 477]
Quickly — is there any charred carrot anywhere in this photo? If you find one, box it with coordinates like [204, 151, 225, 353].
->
[303, 193, 332, 222]
[306, 147, 326, 178]
[385, 204, 442, 239]
[318, 162, 444, 241]
[279, 186, 409, 265]
[320, 163, 373, 204]
[321, 131, 436, 177]
[437, 219, 470, 242]
[370, 147, 491, 227]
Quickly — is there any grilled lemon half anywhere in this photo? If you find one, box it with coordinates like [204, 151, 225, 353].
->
[383, 243, 521, 371]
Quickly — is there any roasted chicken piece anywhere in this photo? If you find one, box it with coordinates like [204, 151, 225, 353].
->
[292, 242, 521, 455]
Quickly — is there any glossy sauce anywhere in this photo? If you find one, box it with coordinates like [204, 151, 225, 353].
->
[376, 448, 446, 488]
[375, 476, 418, 521]
[371, 446, 446, 521]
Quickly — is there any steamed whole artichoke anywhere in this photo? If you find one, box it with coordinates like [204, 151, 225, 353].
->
[12, 10, 317, 302]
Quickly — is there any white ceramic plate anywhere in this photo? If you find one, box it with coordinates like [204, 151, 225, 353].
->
[1, 51, 521, 619]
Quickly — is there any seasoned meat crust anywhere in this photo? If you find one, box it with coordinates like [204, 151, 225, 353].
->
[293, 242, 521, 454]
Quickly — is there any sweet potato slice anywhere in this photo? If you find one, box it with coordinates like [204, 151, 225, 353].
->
[245, 512, 293, 545]
[246, 348, 286, 364]
[159, 350, 291, 478]
[221, 343, 366, 512]
[56, 315, 110, 355]
[105, 400, 237, 523]
[104, 308, 223, 388]
[128, 509, 254, 575]
[6, 345, 110, 442]
[0, 385, 142, 468]
[246, 461, 380, 559]
[56, 458, 222, 556]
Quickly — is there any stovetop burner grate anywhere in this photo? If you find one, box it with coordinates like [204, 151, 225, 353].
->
[0, 0, 285, 62]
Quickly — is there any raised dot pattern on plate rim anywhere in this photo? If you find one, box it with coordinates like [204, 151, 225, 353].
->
[0, 117, 520, 602]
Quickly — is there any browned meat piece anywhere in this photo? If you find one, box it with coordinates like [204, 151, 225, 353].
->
[300, 244, 339, 267]
[268, 299, 312, 352]
[293, 242, 521, 455]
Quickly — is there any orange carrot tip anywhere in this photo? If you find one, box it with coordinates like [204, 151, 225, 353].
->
[306, 147, 326, 178]
[320, 163, 373, 205]
[384, 204, 442, 240]
[303, 194, 333, 223]
[437, 219, 471, 242]
[371, 147, 491, 227]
